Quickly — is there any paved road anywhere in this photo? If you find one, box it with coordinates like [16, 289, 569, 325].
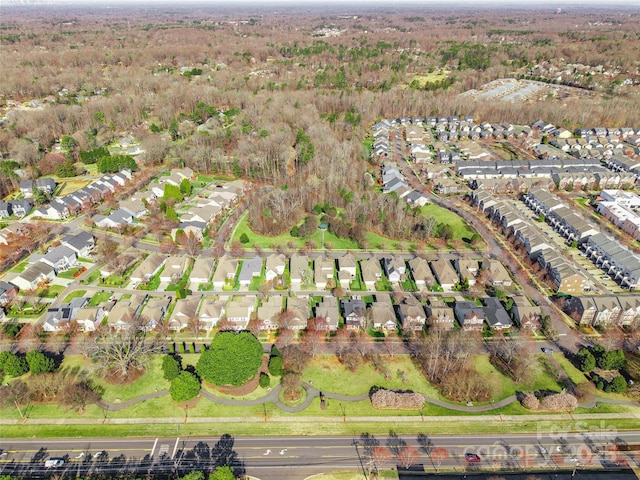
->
[1, 431, 639, 479]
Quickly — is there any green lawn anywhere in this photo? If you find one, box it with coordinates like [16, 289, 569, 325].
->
[234, 213, 415, 252]
[63, 290, 87, 303]
[88, 290, 112, 306]
[81, 269, 101, 285]
[58, 266, 86, 279]
[303, 355, 441, 398]
[473, 354, 564, 401]
[38, 284, 64, 298]
[60, 355, 169, 403]
[418, 204, 476, 241]
[554, 353, 588, 385]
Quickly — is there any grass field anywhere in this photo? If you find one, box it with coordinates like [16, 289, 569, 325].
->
[304, 355, 441, 398]
[232, 208, 475, 252]
[55, 177, 92, 196]
[473, 354, 564, 400]
[418, 204, 476, 241]
[62, 290, 87, 303]
[410, 70, 451, 86]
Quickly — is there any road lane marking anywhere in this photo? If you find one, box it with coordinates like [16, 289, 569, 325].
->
[150, 438, 158, 458]
[172, 438, 180, 458]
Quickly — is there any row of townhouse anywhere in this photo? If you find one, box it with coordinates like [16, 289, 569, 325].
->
[584, 233, 640, 290]
[523, 188, 599, 243]
[9, 231, 95, 291]
[522, 188, 640, 291]
[380, 162, 429, 207]
[606, 155, 640, 181]
[576, 127, 640, 140]
[167, 291, 538, 335]
[568, 295, 640, 328]
[471, 190, 589, 294]
[208, 252, 511, 294]
[31, 169, 133, 221]
[596, 190, 640, 241]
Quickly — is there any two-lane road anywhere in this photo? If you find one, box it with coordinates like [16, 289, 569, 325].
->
[2, 430, 639, 479]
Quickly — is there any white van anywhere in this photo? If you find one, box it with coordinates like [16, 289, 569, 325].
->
[45, 458, 64, 468]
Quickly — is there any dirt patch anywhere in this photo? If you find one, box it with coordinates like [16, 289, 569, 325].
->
[174, 395, 201, 409]
[103, 367, 146, 385]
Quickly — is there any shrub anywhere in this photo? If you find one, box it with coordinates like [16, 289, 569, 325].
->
[189, 343, 196, 354]
[539, 392, 578, 411]
[521, 392, 541, 410]
[1, 352, 28, 377]
[169, 371, 201, 402]
[239, 232, 250, 244]
[259, 372, 270, 388]
[196, 331, 263, 386]
[25, 350, 55, 374]
[371, 389, 424, 410]
[162, 355, 181, 381]
[268, 355, 283, 376]
[610, 376, 627, 393]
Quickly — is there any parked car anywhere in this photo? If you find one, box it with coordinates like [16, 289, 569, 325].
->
[541, 348, 554, 354]
[465, 453, 481, 463]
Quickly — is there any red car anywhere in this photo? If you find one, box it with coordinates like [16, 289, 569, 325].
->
[465, 453, 481, 463]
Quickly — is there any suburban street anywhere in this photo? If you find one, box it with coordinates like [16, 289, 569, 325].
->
[1, 431, 639, 479]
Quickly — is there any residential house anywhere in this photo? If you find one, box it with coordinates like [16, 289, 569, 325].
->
[360, 257, 383, 290]
[10, 262, 55, 291]
[107, 294, 145, 330]
[430, 259, 459, 291]
[337, 253, 357, 286]
[284, 296, 310, 330]
[43, 297, 88, 332]
[160, 255, 189, 283]
[265, 253, 286, 282]
[225, 296, 256, 330]
[19, 178, 56, 197]
[74, 306, 105, 332]
[408, 257, 436, 290]
[454, 301, 485, 331]
[510, 295, 540, 330]
[480, 259, 512, 287]
[289, 254, 310, 290]
[0, 201, 12, 218]
[32, 202, 69, 220]
[257, 296, 284, 331]
[60, 231, 95, 258]
[369, 293, 397, 330]
[142, 296, 172, 330]
[314, 256, 335, 289]
[40, 245, 77, 273]
[617, 296, 640, 327]
[0, 281, 18, 306]
[455, 259, 479, 287]
[342, 297, 366, 330]
[482, 297, 513, 330]
[120, 198, 147, 218]
[94, 208, 134, 228]
[9, 199, 33, 217]
[190, 258, 215, 286]
[212, 254, 239, 290]
[198, 296, 227, 331]
[398, 295, 426, 331]
[238, 256, 263, 288]
[313, 296, 340, 331]
[382, 256, 406, 283]
[129, 253, 166, 286]
[169, 297, 200, 331]
[426, 299, 456, 330]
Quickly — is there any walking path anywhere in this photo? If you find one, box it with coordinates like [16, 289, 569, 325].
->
[3, 381, 637, 426]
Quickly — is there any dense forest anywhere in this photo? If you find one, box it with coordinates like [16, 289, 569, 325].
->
[1, 4, 639, 232]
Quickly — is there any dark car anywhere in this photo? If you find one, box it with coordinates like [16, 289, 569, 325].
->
[465, 453, 481, 463]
